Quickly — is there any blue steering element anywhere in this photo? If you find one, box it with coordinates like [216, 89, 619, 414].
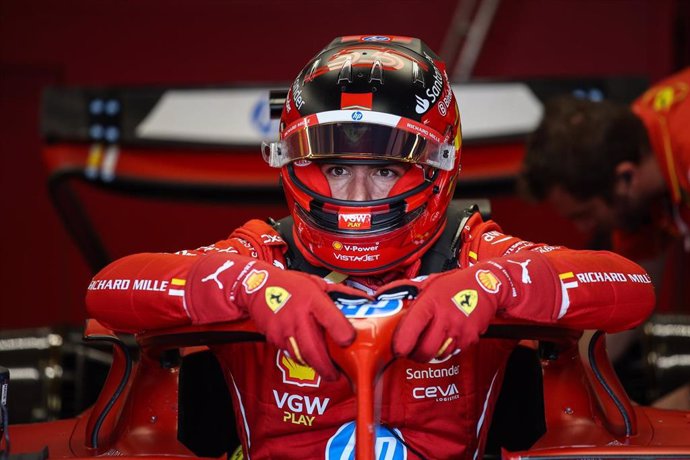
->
[325, 422, 407, 460]
[335, 298, 403, 318]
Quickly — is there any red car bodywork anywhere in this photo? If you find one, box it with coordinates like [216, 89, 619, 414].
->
[8, 311, 690, 459]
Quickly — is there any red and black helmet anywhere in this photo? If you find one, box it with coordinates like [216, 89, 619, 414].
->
[262, 35, 462, 275]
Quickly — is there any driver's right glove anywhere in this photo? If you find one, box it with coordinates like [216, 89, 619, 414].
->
[186, 254, 369, 380]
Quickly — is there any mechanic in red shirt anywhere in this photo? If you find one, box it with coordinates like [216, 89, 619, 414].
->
[86, 35, 655, 459]
[521, 68, 690, 313]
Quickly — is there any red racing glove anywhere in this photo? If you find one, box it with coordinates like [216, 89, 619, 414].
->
[376, 253, 552, 362]
[186, 254, 370, 380]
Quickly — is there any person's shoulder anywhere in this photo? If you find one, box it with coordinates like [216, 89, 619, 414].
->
[633, 67, 690, 114]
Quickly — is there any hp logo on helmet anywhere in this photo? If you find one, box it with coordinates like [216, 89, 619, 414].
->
[351, 111, 364, 121]
[362, 36, 391, 42]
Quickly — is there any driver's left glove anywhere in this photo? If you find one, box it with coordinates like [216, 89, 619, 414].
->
[376, 253, 554, 362]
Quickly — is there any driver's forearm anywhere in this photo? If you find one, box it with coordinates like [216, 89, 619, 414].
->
[500, 249, 655, 332]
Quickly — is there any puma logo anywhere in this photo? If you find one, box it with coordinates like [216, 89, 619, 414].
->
[201, 260, 234, 289]
[507, 259, 532, 284]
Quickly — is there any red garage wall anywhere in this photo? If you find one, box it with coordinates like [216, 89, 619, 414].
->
[0, 0, 685, 328]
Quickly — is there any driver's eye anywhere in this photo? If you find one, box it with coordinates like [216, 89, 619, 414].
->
[376, 167, 405, 178]
[328, 166, 347, 177]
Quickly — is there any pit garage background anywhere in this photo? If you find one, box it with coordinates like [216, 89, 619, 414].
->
[1, 0, 689, 421]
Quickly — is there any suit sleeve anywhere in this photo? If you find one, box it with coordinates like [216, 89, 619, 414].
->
[459, 216, 655, 332]
[86, 252, 201, 332]
[85, 220, 287, 332]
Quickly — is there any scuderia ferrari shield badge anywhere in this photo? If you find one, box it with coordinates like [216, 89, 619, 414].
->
[266, 286, 291, 312]
[452, 289, 478, 316]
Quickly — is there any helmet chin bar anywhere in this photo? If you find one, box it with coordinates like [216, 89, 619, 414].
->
[300, 201, 426, 235]
[293, 218, 445, 275]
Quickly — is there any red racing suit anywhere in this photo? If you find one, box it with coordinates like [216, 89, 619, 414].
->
[86, 212, 654, 459]
[621, 67, 690, 311]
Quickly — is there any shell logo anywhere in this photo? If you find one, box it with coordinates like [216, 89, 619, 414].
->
[276, 350, 321, 387]
[475, 269, 501, 294]
[242, 269, 268, 294]
[332, 241, 343, 250]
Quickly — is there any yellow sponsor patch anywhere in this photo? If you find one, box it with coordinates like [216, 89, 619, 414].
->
[265, 286, 291, 312]
[476, 269, 501, 294]
[332, 241, 343, 250]
[452, 289, 478, 316]
[276, 350, 321, 387]
[243, 269, 268, 294]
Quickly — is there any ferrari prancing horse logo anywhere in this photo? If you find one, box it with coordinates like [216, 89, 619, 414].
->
[452, 289, 478, 316]
[266, 286, 291, 313]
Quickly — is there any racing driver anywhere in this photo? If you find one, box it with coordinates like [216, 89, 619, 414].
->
[86, 35, 655, 459]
